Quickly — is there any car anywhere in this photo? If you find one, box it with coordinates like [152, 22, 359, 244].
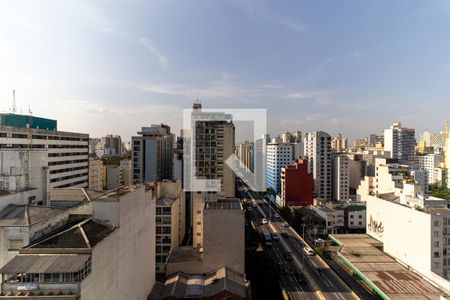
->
[252, 203, 257, 208]
[274, 213, 280, 218]
[261, 218, 268, 224]
[281, 232, 290, 238]
[271, 233, 280, 241]
[247, 207, 253, 212]
[303, 247, 315, 256]
[282, 222, 290, 227]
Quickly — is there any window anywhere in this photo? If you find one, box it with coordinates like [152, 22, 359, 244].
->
[434, 231, 440, 237]
[434, 241, 440, 248]
[434, 262, 440, 268]
[434, 251, 441, 258]
[8, 239, 23, 251]
[197, 232, 201, 236]
[435, 221, 440, 227]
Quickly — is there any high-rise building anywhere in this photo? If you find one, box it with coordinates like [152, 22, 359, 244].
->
[384, 122, 416, 163]
[132, 124, 174, 183]
[304, 131, 332, 200]
[331, 133, 348, 152]
[266, 143, 293, 194]
[101, 134, 122, 155]
[414, 153, 443, 187]
[236, 140, 254, 172]
[189, 103, 236, 197]
[353, 138, 369, 149]
[0, 114, 89, 189]
[332, 153, 350, 201]
[369, 134, 384, 146]
[280, 159, 313, 207]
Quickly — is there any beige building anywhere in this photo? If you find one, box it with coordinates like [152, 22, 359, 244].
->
[153, 180, 185, 274]
[190, 103, 236, 197]
[166, 198, 244, 276]
[0, 149, 49, 209]
[0, 185, 156, 300]
[88, 159, 105, 190]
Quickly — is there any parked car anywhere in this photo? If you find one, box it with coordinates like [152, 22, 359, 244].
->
[281, 232, 290, 238]
[261, 218, 268, 224]
[282, 222, 290, 227]
[271, 233, 280, 241]
[274, 213, 280, 218]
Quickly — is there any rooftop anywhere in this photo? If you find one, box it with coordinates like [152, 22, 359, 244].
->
[167, 246, 202, 264]
[0, 204, 65, 227]
[0, 254, 90, 274]
[149, 266, 248, 299]
[204, 199, 241, 210]
[26, 218, 114, 250]
[331, 234, 446, 300]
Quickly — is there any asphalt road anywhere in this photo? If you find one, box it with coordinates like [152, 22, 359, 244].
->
[243, 186, 359, 300]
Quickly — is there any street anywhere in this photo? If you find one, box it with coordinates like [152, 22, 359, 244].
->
[243, 185, 359, 300]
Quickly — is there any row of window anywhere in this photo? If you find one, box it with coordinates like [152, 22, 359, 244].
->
[50, 172, 88, 183]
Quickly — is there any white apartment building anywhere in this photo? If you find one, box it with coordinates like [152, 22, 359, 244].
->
[266, 143, 293, 194]
[304, 131, 332, 200]
[363, 185, 450, 293]
[384, 122, 416, 163]
[414, 153, 443, 186]
[332, 153, 349, 201]
[0, 124, 89, 189]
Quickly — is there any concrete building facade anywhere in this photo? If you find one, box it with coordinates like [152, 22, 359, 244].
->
[88, 159, 105, 191]
[132, 124, 174, 183]
[332, 153, 350, 201]
[266, 143, 293, 194]
[304, 131, 332, 200]
[384, 122, 416, 163]
[153, 180, 185, 274]
[0, 121, 89, 189]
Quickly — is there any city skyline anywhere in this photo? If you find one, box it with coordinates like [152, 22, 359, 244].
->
[2, 1, 450, 140]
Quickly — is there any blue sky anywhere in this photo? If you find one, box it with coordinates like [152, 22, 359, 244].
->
[1, 0, 450, 141]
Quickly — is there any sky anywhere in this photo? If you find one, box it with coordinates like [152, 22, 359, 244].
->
[1, 0, 450, 142]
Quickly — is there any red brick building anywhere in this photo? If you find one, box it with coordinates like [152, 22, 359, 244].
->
[281, 159, 313, 207]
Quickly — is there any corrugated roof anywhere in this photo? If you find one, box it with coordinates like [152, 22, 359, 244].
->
[0, 205, 65, 227]
[0, 254, 90, 274]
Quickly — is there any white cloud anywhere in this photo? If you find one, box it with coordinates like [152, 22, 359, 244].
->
[287, 90, 338, 100]
[139, 37, 168, 69]
[279, 19, 307, 32]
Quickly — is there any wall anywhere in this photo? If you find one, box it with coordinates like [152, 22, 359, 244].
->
[366, 194, 432, 280]
[80, 186, 155, 300]
[202, 206, 245, 274]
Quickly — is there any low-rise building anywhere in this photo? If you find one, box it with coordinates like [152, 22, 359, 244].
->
[149, 266, 250, 300]
[0, 185, 156, 300]
[166, 198, 244, 276]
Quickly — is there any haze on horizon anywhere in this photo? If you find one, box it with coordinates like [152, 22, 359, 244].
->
[1, 0, 450, 141]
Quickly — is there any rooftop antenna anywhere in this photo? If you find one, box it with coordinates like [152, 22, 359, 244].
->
[12, 89, 17, 114]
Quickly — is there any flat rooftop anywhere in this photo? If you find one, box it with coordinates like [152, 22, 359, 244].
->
[167, 246, 202, 264]
[204, 199, 241, 210]
[331, 234, 447, 300]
